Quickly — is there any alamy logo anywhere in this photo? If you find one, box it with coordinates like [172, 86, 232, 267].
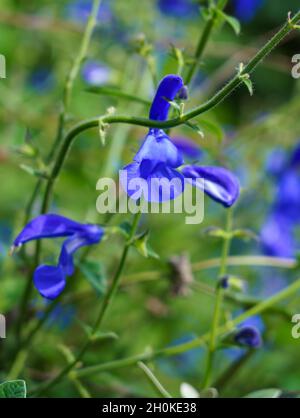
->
[0, 314, 6, 339]
[291, 54, 300, 79]
[0, 54, 6, 79]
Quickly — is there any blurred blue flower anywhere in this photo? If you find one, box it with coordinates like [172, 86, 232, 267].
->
[13, 214, 104, 300]
[157, 0, 199, 18]
[82, 60, 110, 86]
[121, 74, 240, 206]
[158, 334, 204, 377]
[261, 142, 300, 258]
[234, 325, 262, 348]
[224, 314, 264, 359]
[233, 0, 264, 23]
[36, 300, 76, 331]
[28, 68, 54, 92]
[66, 0, 112, 24]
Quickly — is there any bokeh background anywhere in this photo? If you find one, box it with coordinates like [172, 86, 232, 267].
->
[0, 0, 300, 397]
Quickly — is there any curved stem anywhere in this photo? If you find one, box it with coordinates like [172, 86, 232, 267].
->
[72, 276, 300, 379]
[138, 361, 172, 398]
[33, 211, 141, 397]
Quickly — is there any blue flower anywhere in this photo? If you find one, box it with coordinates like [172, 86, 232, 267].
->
[82, 60, 110, 86]
[261, 142, 300, 258]
[261, 212, 295, 258]
[13, 214, 104, 300]
[157, 0, 199, 18]
[233, 0, 264, 23]
[28, 68, 54, 92]
[121, 75, 240, 206]
[234, 326, 262, 348]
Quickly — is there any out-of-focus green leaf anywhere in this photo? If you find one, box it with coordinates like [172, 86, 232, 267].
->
[79, 260, 106, 296]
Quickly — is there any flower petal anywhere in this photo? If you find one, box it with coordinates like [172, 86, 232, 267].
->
[120, 162, 185, 202]
[33, 265, 66, 300]
[182, 165, 240, 207]
[59, 228, 103, 276]
[134, 129, 184, 168]
[260, 213, 295, 258]
[149, 74, 184, 121]
[13, 214, 84, 247]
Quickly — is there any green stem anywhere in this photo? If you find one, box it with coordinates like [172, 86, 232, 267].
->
[15, 0, 103, 344]
[203, 208, 232, 388]
[73, 276, 300, 379]
[33, 212, 141, 397]
[185, 0, 228, 85]
[138, 361, 172, 398]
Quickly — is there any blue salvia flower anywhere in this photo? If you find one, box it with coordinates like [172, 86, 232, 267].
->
[157, 0, 199, 18]
[82, 60, 110, 86]
[261, 142, 300, 257]
[233, 0, 264, 23]
[13, 214, 104, 300]
[121, 74, 240, 206]
[234, 325, 262, 348]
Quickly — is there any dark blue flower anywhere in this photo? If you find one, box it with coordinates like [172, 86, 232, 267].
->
[261, 142, 300, 257]
[233, 0, 264, 23]
[35, 300, 76, 330]
[261, 212, 295, 258]
[121, 74, 240, 206]
[82, 60, 110, 86]
[13, 214, 104, 300]
[234, 325, 262, 348]
[157, 0, 199, 18]
[181, 165, 240, 207]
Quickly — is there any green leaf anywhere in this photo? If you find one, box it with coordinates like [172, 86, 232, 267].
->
[196, 119, 224, 142]
[79, 260, 106, 296]
[242, 76, 254, 96]
[0, 380, 26, 398]
[19, 164, 49, 179]
[244, 388, 282, 398]
[218, 10, 241, 35]
[232, 228, 259, 242]
[134, 231, 159, 259]
[119, 221, 132, 238]
[204, 226, 230, 240]
[86, 86, 150, 106]
[184, 121, 204, 138]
